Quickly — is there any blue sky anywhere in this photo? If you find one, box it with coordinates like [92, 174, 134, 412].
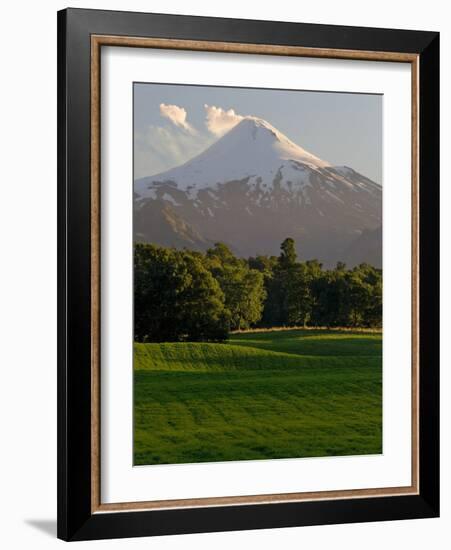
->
[134, 82, 382, 183]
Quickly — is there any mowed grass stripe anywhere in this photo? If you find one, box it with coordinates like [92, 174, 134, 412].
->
[134, 343, 380, 372]
[134, 329, 382, 465]
[230, 329, 382, 356]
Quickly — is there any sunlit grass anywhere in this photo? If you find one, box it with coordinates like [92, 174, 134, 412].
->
[134, 329, 382, 465]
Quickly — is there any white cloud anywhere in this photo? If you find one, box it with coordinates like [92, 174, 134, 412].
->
[134, 124, 214, 179]
[134, 104, 250, 178]
[204, 104, 244, 136]
[159, 103, 196, 134]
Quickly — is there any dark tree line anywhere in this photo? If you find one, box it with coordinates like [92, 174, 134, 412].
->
[134, 238, 382, 342]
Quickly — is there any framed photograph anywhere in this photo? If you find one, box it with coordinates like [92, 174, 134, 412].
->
[57, 8, 439, 541]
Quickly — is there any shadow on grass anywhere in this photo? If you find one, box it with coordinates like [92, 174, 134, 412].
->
[229, 332, 382, 357]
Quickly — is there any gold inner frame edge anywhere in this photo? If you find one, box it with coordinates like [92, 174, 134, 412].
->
[90, 35, 420, 514]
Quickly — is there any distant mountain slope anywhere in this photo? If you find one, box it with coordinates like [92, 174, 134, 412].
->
[343, 225, 382, 268]
[134, 116, 382, 267]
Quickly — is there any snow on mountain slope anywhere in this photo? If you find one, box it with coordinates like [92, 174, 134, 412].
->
[135, 117, 330, 198]
[134, 116, 382, 267]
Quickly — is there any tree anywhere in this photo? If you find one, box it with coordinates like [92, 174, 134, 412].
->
[134, 239, 383, 340]
[353, 264, 382, 327]
[262, 238, 315, 326]
[344, 270, 372, 326]
[248, 254, 278, 275]
[176, 253, 230, 341]
[134, 243, 184, 341]
[134, 244, 229, 342]
[206, 242, 239, 266]
[206, 243, 266, 330]
[279, 237, 297, 268]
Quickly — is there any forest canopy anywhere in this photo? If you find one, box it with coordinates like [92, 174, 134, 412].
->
[134, 239, 382, 342]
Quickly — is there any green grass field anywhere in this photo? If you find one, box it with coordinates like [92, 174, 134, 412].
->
[134, 329, 382, 465]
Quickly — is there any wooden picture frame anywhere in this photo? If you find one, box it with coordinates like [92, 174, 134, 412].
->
[57, 8, 439, 541]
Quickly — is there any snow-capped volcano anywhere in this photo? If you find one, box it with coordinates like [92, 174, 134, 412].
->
[135, 117, 330, 198]
[134, 116, 382, 267]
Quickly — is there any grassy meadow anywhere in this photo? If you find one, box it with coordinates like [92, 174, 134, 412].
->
[133, 329, 382, 465]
